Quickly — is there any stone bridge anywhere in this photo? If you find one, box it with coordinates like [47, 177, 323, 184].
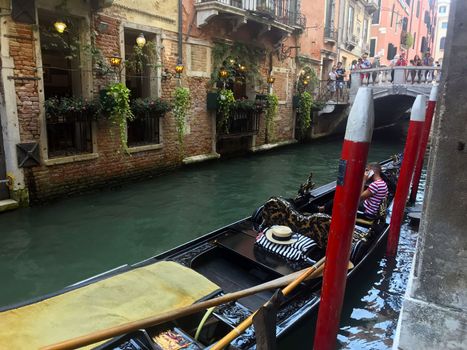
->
[311, 66, 441, 138]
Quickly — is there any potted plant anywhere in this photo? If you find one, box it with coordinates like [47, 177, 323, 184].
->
[130, 98, 172, 118]
[44, 96, 102, 121]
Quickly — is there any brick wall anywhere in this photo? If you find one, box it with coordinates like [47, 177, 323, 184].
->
[8, 22, 41, 142]
[5, 3, 300, 203]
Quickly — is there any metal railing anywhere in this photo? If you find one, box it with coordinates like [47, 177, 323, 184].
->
[217, 108, 261, 138]
[350, 66, 441, 86]
[46, 113, 93, 158]
[198, 0, 305, 28]
[127, 112, 161, 147]
[316, 79, 350, 104]
[324, 26, 338, 42]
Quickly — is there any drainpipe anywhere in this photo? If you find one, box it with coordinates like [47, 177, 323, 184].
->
[178, 0, 183, 67]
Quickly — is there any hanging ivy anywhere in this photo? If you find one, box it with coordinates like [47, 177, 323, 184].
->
[125, 41, 160, 76]
[265, 93, 279, 141]
[100, 83, 134, 152]
[217, 89, 236, 133]
[211, 42, 266, 88]
[298, 91, 313, 135]
[296, 66, 319, 94]
[173, 87, 191, 150]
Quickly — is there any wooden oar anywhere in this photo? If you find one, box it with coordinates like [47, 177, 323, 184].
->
[42, 258, 329, 350]
[210, 259, 354, 350]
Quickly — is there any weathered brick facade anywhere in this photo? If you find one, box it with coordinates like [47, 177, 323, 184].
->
[0, 0, 307, 204]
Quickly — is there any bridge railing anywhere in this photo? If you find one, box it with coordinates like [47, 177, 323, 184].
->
[350, 66, 441, 87]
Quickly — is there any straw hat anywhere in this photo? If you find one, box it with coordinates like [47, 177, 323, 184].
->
[265, 225, 297, 245]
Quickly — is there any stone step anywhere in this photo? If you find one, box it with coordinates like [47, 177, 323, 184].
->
[0, 199, 19, 213]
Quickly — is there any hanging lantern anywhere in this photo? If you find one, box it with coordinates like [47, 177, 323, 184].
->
[303, 79, 309, 86]
[267, 76, 275, 84]
[229, 58, 236, 65]
[109, 56, 122, 67]
[219, 67, 229, 79]
[136, 33, 146, 48]
[175, 64, 184, 75]
[239, 65, 247, 73]
[54, 20, 67, 34]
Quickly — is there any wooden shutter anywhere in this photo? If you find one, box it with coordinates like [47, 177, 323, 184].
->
[12, 0, 36, 24]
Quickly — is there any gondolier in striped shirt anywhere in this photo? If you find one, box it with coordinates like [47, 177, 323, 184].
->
[360, 163, 388, 217]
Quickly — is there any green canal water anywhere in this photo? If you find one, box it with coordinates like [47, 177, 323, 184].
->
[0, 123, 421, 349]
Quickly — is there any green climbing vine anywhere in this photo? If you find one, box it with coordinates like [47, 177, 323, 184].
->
[125, 41, 160, 76]
[297, 66, 319, 94]
[217, 89, 236, 133]
[265, 93, 279, 141]
[211, 42, 266, 88]
[101, 83, 134, 151]
[173, 87, 191, 149]
[298, 91, 313, 135]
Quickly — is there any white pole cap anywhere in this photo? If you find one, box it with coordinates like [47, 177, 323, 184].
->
[429, 84, 438, 102]
[410, 95, 427, 122]
[344, 87, 374, 143]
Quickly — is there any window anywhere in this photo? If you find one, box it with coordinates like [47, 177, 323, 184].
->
[363, 19, 369, 45]
[39, 12, 93, 158]
[413, 32, 417, 49]
[369, 38, 376, 57]
[348, 6, 354, 40]
[439, 6, 446, 14]
[441, 22, 448, 29]
[416, 0, 420, 17]
[421, 36, 428, 52]
[440, 37, 446, 50]
[387, 43, 397, 60]
[124, 29, 162, 147]
[390, 4, 395, 27]
[372, 0, 381, 24]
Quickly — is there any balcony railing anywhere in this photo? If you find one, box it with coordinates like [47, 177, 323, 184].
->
[217, 107, 261, 138]
[197, 0, 305, 29]
[324, 26, 338, 43]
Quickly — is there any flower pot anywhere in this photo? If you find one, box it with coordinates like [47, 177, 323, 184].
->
[207, 92, 219, 111]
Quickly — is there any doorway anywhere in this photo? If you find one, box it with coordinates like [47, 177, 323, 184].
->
[0, 121, 9, 200]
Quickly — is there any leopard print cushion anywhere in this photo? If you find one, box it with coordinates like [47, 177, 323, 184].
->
[261, 197, 331, 249]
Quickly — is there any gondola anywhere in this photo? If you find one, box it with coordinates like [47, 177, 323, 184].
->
[0, 156, 401, 350]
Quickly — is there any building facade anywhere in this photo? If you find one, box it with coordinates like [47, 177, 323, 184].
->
[0, 0, 313, 204]
[432, 0, 449, 63]
[337, 0, 378, 69]
[369, 0, 437, 66]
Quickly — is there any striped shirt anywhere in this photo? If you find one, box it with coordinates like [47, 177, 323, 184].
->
[363, 179, 388, 216]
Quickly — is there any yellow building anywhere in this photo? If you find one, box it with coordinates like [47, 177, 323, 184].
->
[337, 0, 378, 69]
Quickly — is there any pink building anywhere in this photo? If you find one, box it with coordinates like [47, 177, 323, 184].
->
[369, 0, 436, 66]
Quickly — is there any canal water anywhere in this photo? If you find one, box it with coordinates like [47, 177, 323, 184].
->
[0, 123, 420, 349]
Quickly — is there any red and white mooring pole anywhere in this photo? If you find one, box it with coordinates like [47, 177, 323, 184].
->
[313, 88, 374, 350]
[409, 85, 438, 203]
[386, 95, 427, 257]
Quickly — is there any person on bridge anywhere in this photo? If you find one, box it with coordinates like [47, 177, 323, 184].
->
[335, 62, 346, 99]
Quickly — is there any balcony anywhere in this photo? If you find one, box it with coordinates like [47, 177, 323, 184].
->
[216, 101, 263, 138]
[363, 0, 379, 14]
[195, 0, 305, 34]
[324, 26, 338, 44]
[344, 34, 358, 51]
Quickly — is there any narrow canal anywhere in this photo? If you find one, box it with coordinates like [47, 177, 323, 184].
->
[0, 122, 420, 349]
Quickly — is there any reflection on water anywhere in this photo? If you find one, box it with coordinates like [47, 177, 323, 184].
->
[0, 122, 420, 349]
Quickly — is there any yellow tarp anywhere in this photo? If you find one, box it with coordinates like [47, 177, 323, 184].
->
[0, 261, 220, 349]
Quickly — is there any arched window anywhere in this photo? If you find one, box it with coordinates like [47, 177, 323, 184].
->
[439, 6, 446, 14]
[440, 37, 446, 50]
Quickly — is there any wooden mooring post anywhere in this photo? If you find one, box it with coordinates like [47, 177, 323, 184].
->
[313, 87, 374, 350]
